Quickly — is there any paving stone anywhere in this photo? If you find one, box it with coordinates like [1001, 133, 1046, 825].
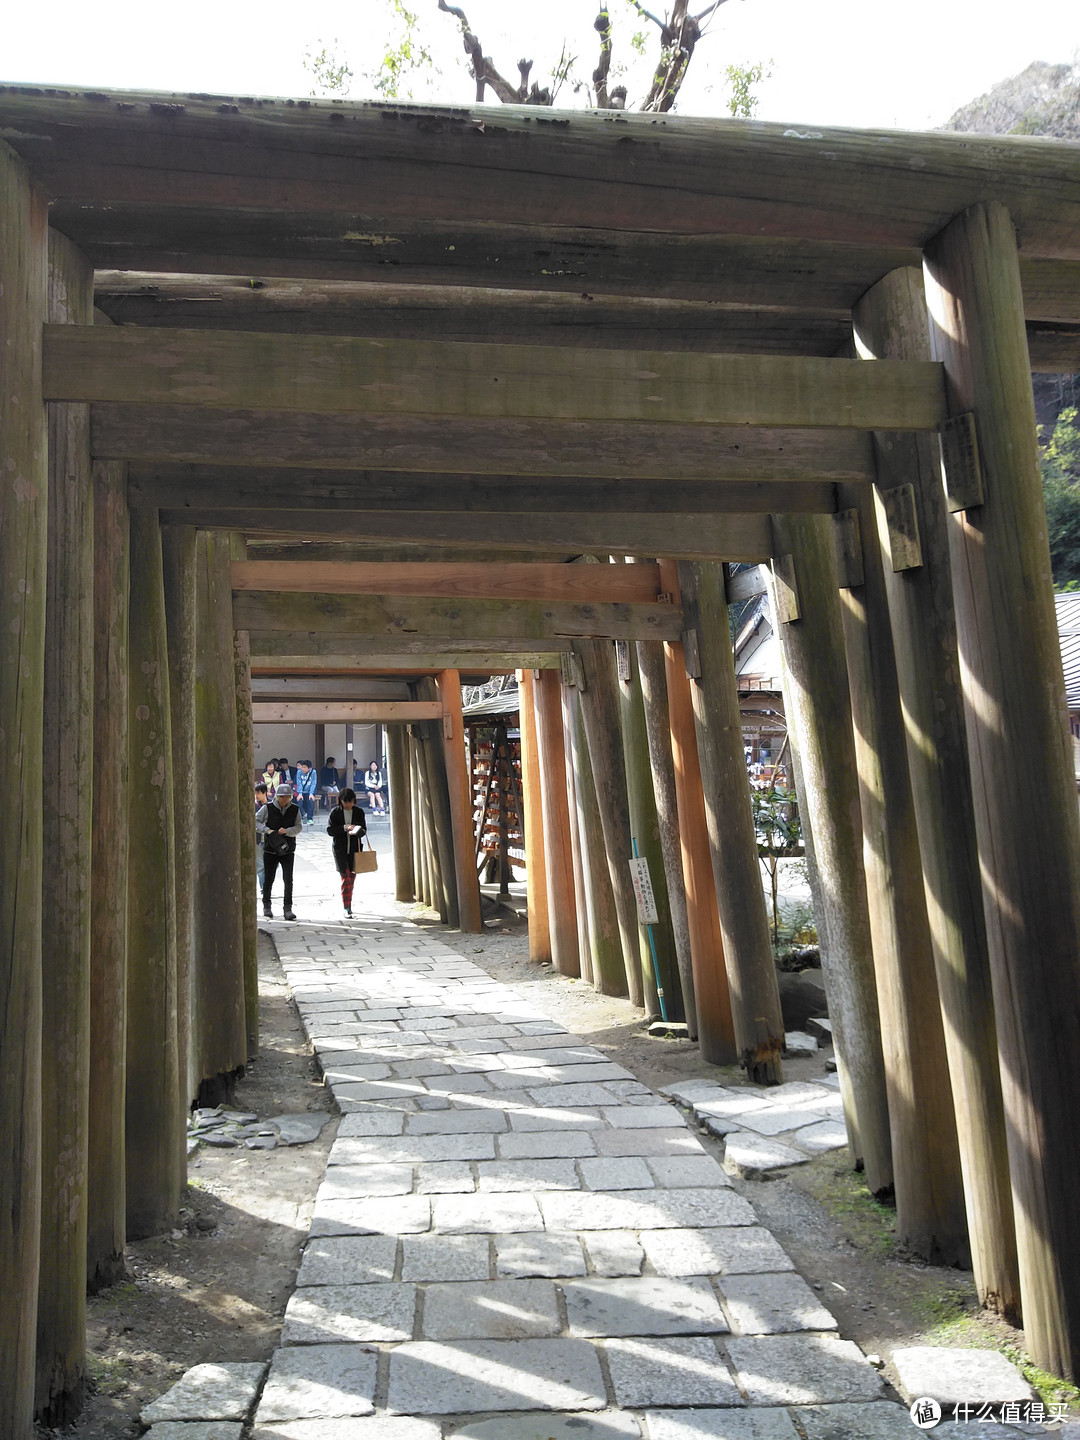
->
[890, 1346, 1035, 1404]
[142, 1363, 267, 1421]
[794, 1402, 934, 1439]
[390, 1059, 452, 1078]
[420, 1279, 561, 1339]
[563, 1276, 729, 1337]
[601, 1105, 686, 1129]
[145, 1424, 244, 1440]
[400, 1234, 491, 1282]
[722, 1135, 810, 1178]
[701, 1116, 744, 1139]
[760, 1082, 834, 1105]
[297, 1236, 398, 1286]
[333, 1112, 405, 1137]
[641, 1228, 795, 1278]
[604, 1336, 742, 1407]
[448, 1413, 640, 1440]
[281, 1282, 416, 1343]
[660, 1080, 732, 1106]
[432, 1192, 544, 1233]
[725, 1335, 885, 1405]
[784, 1031, 819, 1057]
[806, 1017, 833, 1041]
[405, 1110, 508, 1135]
[495, 1231, 587, 1278]
[509, 1106, 604, 1131]
[647, 1155, 732, 1189]
[429, 1071, 498, 1091]
[735, 1106, 829, 1137]
[501, 1045, 607, 1067]
[497, 1130, 598, 1159]
[329, 1135, 496, 1165]
[256, 1345, 377, 1421]
[317, 1062, 392, 1081]
[644, 1411, 800, 1439]
[593, 1128, 707, 1158]
[253, 1420, 440, 1439]
[414, 1094, 451, 1111]
[539, 1188, 755, 1232]
[792, 1121, 849, 1154]
[415, 1161, 476, 1194]
[693, 1093, 772, 1121]
[309, 1195, 431, 1238]
[386, 1339, 607, 1414]
[578, 1157, 655, 1190]
[477, 1159, 580, 1191]
[603, 1079, 657, 1100]
[580, 1231, 644, 1277]
[527, 1083, 621, 1107]
[719, 1273, 838, 1334]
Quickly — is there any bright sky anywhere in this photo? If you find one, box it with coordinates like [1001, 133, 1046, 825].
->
[4, 0, 1079, 132]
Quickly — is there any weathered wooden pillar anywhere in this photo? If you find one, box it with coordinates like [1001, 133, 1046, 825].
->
[161, 524, 197, 1103]
[573, 639, 645, 1006]
[677, 561, 784, 1083]
[854, 266, 1019, 1313]
[833, 481, 969, 1264]
[35, 230, 95, 1427]
[126, 511, 184, 1240]
[561, 685, 594, 987]
[87, 460, 129, 1295]
[0, 135, 48, 1440]
[924, 202, 1080, 1375]
[636, 637, 697, 1038]
[766, 520, 891, 1189]
[387, 724, 414, 902]
[410, 735, 432, 910]
[191, 531, 246, 1099]
[230, 535, 258, 1059]
[415, 680, 457, 927]
[533, 669, 581, 977]
[516, 670, 552, 964]
[565, 682, 627, 995]
[438, 670, 483, 933]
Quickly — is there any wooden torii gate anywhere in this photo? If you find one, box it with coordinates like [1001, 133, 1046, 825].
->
[2, 84, 1080, 1432]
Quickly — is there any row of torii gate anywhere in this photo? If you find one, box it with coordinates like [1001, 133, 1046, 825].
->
[2, 82, 1080, 1432]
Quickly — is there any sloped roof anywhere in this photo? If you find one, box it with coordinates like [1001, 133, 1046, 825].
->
[1057, 594, 1080, 708]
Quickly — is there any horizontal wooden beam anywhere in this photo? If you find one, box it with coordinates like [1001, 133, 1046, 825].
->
[234, 591, 683, 643]
[251, 676, 412, 700]
[251, 654, 561, 672]
[94, 407, 876, 481]
[233, 561, 664, 603]
[726, 564, 771, 604]
[252, 700, 441, 722]
[250, 631, 576, 658]
[46, 326, 945, 431]
[1027, 323, 1080, 373]
[129, 465, 840, 515]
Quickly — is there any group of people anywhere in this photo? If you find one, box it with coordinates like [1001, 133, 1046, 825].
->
[254, 757, 386, 921]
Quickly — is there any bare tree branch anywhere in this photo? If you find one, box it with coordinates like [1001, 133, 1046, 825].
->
[436, 0, 528, 103]
[593, 7, 613, 109]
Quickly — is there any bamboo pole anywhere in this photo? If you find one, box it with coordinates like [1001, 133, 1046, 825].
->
[387, 725, 414, 902]
[854, 265, 1020, 1314]
[516, 670, 552, 964]
[924, 202, 1080, 1376]
[438, 669, 483, 933]
[766, 519, 891, 1190]
[126, 510, 184, 1240]
[0, 134, 47, 1440]
[230, 534, 258, 1059]
[36, 228, 95, 1427]
[678, 560, 784, 1083]
[87, 459, 129, 1295]
[533, 669, 581, 977]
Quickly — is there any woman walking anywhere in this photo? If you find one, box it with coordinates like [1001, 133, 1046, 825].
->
[327, 787, 367, 918]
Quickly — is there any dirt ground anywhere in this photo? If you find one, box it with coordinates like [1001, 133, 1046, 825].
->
[44, 901, 1071, 1436]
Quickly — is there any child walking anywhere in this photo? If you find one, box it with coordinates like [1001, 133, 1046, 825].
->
[327, 787, 367, 918]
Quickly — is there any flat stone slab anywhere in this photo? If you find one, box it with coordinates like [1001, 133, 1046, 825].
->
[719, 1274, 838, 1334]
[660, 1080, 731, 1105]
[386, 1338, 607, 1414]
[449, 1413, 641, 1439]
[593, 1128, 706, 1157]
[416, 1161, 476, 1194]
[792, 1121, 849, 1154]
[297, 1236, 398, 1287]
[420, 1279, 561, 1339]
[495, 1231, 587, 1278]
[143, 1363, 267, 1422]
[256, 1345, 377, 1421]
[497, 1131, 598, 1159]
[401, 1234, 490, 1282]
[579, 1157, 655, 1191]
[272, 1113, 333, 1145]
[508, 1106, 604, 1131]
[309, 1195, 431, 1237]
[604, 1336, 742, 1407]
[725, 1335, 886, 1405]
[330, 1135, 496, 1164]
[332, 1112, 405, 1137]
[539, 1188, 755, 1232]
[431, 1193, 543, 1233]
[645, 1411, 801, 1439]
[723, 1135, 810, 1178]
[647, 1155, 731, 1190]
[252, 1418, 441, 1439]
[890, 1346, 1035, 1404]
[317, 1165, 414, 1200]
[145, 1424, 244, 1440]
[281, 1283, 415, 1344]
[476, 1159, 580, 1192]
[735, 1108, 828, 1137]
[600, 1104, 686, 1129]
[406, 1110, 508, 1135]
[794, 1402, 933, 1439]
[784, 1031, 819, 1057]
[580, 1231, 644, 1277]
[563, 1276, 729, 1337]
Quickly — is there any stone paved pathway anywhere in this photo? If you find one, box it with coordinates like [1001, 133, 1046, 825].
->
[245, 825, 1057, 1439]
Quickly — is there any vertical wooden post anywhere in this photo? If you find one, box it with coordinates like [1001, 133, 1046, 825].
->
[533, 669, 581, 977]
[834, 482, 969, 1263]
[854, 266, 1019, 1314]
[387, 724, 414, 902]
[87, 460, 129, 1294]
[924, 202, 1080, 1376]
[766, 519, 891, 1190]
[678, 561, 784, 1083]
[517, 670, 552, 964]
[36, 229, 95, 1426]
[126, 510, 184, 1240]
[636, 637, 698, 1038]
[161, 524, 197, 1104]
[438, 670, 483, 933]
[230, 535, 258, 1060]
[561, 686, 594, 987]
[415, 679, 457, 928]
[0, 135, 47, 1440]
[658, 559, 737, 1065]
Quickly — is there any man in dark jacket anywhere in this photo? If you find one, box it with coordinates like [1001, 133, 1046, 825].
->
[256, 782, 302, 920]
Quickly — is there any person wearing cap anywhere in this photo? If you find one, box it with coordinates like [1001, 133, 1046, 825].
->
[256, 782, 303, 920]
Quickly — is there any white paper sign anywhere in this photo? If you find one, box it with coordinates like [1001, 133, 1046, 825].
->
[628, 855, 659, 925]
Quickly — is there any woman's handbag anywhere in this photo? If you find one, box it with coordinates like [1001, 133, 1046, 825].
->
[352, 845, 378, 874]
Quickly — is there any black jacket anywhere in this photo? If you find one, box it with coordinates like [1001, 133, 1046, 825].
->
[327, 804, 367, 872]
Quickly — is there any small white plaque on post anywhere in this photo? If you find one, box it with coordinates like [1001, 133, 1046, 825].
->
[628, 855, 659, 925]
